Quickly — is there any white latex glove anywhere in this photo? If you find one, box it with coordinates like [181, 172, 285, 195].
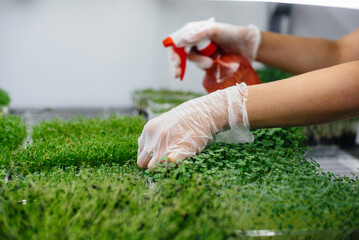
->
[137, 83, 254, 169]
[167, 18, 261, 78]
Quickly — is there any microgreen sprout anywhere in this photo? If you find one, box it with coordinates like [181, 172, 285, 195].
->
[0, 115, 358, 238]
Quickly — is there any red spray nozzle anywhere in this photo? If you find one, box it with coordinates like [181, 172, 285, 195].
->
[162, 37, 188, 80]
[163, 37, 218, 81]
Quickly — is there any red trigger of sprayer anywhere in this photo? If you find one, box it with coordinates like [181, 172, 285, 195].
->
[162, 37, 217, 81]
[163, 37, 187, 80]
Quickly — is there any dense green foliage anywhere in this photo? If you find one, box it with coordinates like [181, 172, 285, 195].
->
[10, 135, 138, 173]
[147, 128, 309, 184]
[1, 164, 357, 240]
[0, 116, 358, 239]
[1, 116, 146, 172]
[32, 115, 145, 141]
[256, 67, 293, 83]
[0, 115, 27, 153]
[145, 128, 359, 235]
[132, 88, 203, 111]
[0, 88, 10, 106]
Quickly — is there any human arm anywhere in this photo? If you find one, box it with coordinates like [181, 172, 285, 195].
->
[137, 61, 359, 169]
[257, 29, 359, 74]
[169, 19, 359, 76]
[247, 61, 359, 128]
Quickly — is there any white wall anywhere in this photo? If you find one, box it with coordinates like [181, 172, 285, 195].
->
[0, 0, 268, 108]
[290, 5, 359, 39]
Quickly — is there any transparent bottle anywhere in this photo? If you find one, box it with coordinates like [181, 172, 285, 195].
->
[197, 40, 261, 93]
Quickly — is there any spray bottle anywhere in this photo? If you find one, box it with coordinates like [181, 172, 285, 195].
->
[163, 37, 261, 93]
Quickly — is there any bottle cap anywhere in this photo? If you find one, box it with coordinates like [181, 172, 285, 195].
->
[196, 40, 218, 57]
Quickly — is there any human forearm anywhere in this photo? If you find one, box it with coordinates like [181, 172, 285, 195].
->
[246, 61, 359, 129]
[256, 31, 341, 74]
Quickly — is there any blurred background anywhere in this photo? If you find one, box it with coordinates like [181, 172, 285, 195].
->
[0, 0, 358, 108]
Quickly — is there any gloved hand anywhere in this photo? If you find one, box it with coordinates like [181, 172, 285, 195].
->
[137, 83, 254, 169]
[167, 18, 261, 78]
